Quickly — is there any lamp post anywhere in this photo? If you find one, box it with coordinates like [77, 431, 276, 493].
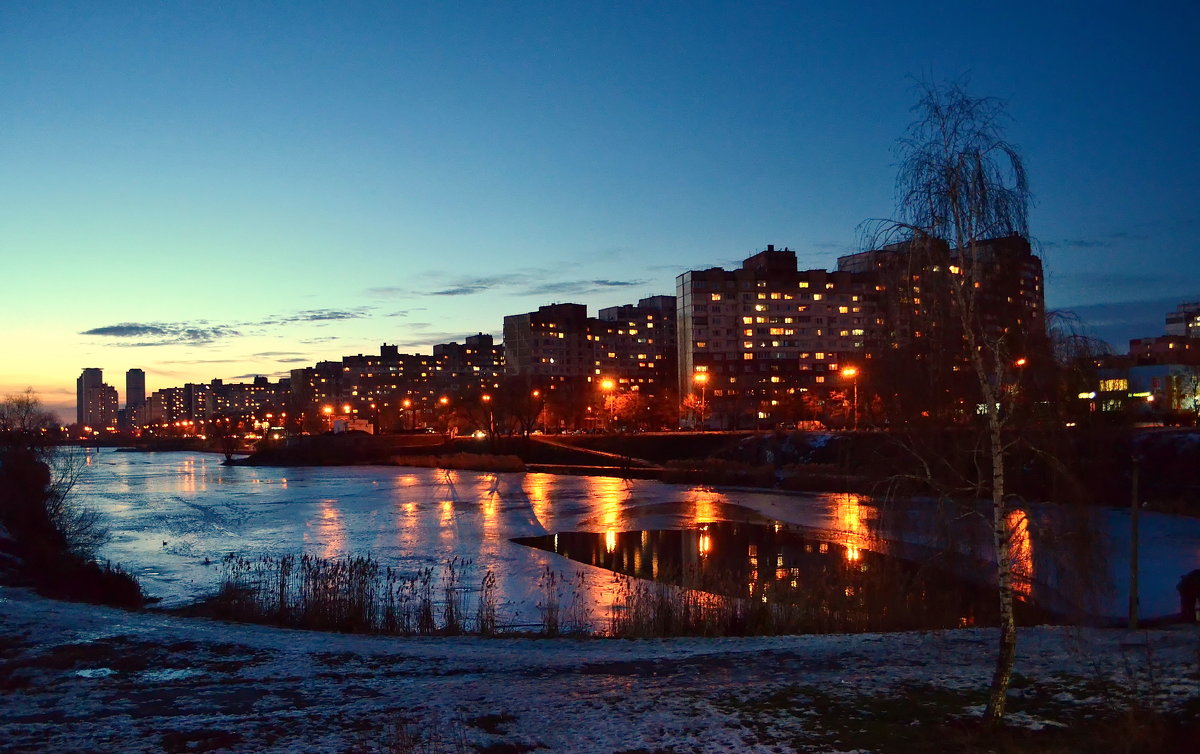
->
[321, 405, 334, 433]
[693, 372, 709, 430]
[840, 367, 859, 431]
[600, 378, 616, 432]
[481, 393, 493, 436]
[532, 389, 544, 433]
[401, 398, 412, 431]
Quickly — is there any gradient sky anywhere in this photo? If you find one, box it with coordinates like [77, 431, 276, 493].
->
[2, 1, 1197, 420]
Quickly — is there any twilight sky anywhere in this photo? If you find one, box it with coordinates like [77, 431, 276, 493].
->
[2, 1, 1197, 420]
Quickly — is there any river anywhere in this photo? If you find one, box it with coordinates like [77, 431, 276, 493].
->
[77, 450, 1199, 624]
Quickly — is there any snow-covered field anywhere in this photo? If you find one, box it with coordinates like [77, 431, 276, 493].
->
[2, 587, 1197, 753]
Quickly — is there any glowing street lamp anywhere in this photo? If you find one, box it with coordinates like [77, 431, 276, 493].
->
[599, 378, 616, 431]
[402, 397, 412, 430]
[840, 366, 859, 431]
[693, 372, 709, 429]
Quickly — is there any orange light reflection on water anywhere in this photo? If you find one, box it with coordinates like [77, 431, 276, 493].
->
[583, 476, 627, 532]
[684, 487, 725, 524]
[834, 493, 871, 562]
[315, 499, 346, 558]
[1007, 508, 1034, 598]
[523, 473, 554, 531]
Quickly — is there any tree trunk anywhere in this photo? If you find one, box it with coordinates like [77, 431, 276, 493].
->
[982, 390, 1016, 726]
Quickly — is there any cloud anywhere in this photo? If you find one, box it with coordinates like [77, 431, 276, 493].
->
[82, 324, 169, 338]
[228, 371, 291, 380]
[252, 351, 306, 358]
[80, 322, 240, 346]
[1041, 230, 1148, 250]
[521, 278, 645, 297]
[1053, 295, 1184, 349]
[430, 286, 486, 296]
[276, 357, 311, 363]
[421, 273, 522, 297]
[249, 308, 372, 326]
[365, 286, 411, 297]
[811, 241, 855, 251]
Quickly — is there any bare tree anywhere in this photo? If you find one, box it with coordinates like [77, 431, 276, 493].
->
[0, 387, 60, 453]
[868, 81, 1032, 725]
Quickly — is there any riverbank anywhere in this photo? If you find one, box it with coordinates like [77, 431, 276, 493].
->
[218, 427, 1200, 514]
[2, 586, 1196, 753]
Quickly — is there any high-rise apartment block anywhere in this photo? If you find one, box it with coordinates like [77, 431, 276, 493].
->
[76, 368, 103, 425]
[677, 246, 880, 426]
[76, 368, 119, 429]
[1165, 302, 1200, 338]
[503, 303, 596, 381]
[837, 234, 1044, 352]
[594, 296, 677, 396]
[125, 369, 146, 409]
[433, 333, 505, 394]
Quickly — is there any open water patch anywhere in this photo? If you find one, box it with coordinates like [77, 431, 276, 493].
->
[514, 522, 1050, 633]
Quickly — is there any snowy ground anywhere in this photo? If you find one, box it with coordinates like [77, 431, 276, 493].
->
[2, 586, 1198, 753]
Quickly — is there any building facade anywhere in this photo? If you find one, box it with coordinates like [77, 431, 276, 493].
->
[677, 246, 881, 428]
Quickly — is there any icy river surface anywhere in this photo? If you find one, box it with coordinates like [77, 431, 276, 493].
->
[79, 450, 1199, 623]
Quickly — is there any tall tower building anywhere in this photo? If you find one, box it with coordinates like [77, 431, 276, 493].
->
[76, 368, 104, 425]
[126, 368, 146, 409]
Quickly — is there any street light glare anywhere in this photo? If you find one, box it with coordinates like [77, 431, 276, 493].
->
[693, 372, 709, 385]
[841, 367, 858, 378]
[600, 378, 615, 392]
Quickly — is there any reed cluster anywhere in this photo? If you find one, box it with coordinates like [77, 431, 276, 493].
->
[203, 549, 991, 639]
[211, 553, 498, 635]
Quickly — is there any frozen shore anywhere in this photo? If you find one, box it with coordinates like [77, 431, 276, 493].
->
[2, 586, 1197, 753]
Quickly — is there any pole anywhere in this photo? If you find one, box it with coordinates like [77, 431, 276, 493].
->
[852, 377, 859, 431]
[1129, 455, 1140, 630]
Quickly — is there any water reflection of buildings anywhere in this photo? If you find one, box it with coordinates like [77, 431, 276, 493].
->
[516, 521, 1042, 632]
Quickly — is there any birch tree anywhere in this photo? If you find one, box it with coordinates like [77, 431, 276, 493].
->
[874, 81, 1032, 725]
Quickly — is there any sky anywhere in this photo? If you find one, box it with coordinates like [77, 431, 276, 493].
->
[2, 1, 1197, 420]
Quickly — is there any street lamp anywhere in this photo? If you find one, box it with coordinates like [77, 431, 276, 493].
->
[322, 405, 334, 432]
[840, 366, 859, 431]
[599, 378, 616, 431]
[437, 396, 450, 435]
[401, 398, 412, 431]
[693, 372, 709, 430]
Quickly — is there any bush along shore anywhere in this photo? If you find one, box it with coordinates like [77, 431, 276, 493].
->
[0, 447, 142, 608]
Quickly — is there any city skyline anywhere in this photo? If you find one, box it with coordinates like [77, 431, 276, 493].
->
[3, 2, 1197, 420]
